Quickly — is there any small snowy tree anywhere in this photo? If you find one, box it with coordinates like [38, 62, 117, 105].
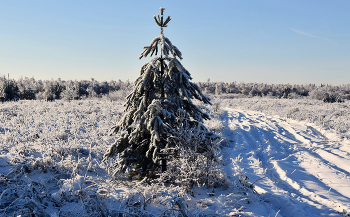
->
[61, 81, 88, 100]
[0, 75, 20, 101]
[104, 7, 216, 178]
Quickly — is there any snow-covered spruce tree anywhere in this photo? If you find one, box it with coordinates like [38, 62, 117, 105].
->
[104, 7, 216, 179]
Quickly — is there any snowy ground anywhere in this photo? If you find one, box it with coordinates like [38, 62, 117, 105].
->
[220, 108, 350, 216]
[1, 97, 350, 216]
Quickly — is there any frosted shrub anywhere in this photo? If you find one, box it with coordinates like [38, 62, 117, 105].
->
[230, 156, 256, 194]
[158, 190, 191, 216]
[308, 88, 324, 100]
[158, 144, 228, 192]
[35, 90, 47, 100]
[61, 81, 88, 100]
[280, 86, 291, 98]
[61, 86, 79, 101]
[155, 117, 228, 192]
[18, 86, 36, 100]
[104, 90, 129, 101]
[36, 89, 55, 101]
[86, 86, 98, 98]
[323, 93, 343, 103]
[215, 83, 223, 95]
[287, 92, 302, 99]
[249, 88, 262, 97]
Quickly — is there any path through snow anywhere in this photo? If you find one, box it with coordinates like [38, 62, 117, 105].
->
[222, 108, 350, 216]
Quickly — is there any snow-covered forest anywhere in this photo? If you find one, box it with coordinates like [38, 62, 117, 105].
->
[1, 76, 350, 102]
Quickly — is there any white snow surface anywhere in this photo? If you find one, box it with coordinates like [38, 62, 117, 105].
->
[1, 97, 350, 216]
[220, 108, 350, 216]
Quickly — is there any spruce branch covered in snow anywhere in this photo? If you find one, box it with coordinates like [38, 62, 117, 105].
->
[104, 8, 216, 179]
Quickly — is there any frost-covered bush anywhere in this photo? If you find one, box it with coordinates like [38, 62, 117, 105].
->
[61, 87, 79, 101]
[61, 81, 88, 100]
[309, 88, 325, 100]
[323, 93, 343, 103]
[18, 86, 36, 100]
[287, 92, 303, 99]
[36, 86, 55, 101]
[215, 83, 223, 95]
[104, 90, 129, 101]
[154, 115, 228, 193]
[343, 94, 350, 100]
[249, 88, 262, 97]
[280, 86, 291, 99]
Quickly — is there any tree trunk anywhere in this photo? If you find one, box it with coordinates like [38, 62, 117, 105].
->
[160, 57, 166, 171]
[160, 58, 165, 98]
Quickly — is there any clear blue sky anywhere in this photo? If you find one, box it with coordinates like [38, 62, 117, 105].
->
[1, 1, 349, 85]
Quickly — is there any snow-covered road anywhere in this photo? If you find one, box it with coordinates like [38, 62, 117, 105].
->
[223, 108, 350, 216]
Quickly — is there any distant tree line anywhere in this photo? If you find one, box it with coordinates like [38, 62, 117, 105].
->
[1, 76, 349, 102]
[198, 80, 349, 102]
[0, 76, 131, 102]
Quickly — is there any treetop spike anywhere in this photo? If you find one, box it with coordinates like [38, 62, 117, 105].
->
[159, 7, 165, 15]
[155, 7, 170, 28]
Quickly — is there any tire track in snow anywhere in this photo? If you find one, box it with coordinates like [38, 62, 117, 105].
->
[314, 149, 350, 175]
[222, 108, 350, 216]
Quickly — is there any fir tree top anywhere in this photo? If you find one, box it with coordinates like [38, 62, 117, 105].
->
[139, 7, 182, 60]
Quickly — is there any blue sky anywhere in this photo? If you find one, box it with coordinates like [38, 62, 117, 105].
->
[0, 1, 349, 85]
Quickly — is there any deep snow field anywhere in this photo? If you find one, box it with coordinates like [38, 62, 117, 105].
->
[1, 96, 350, 216]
